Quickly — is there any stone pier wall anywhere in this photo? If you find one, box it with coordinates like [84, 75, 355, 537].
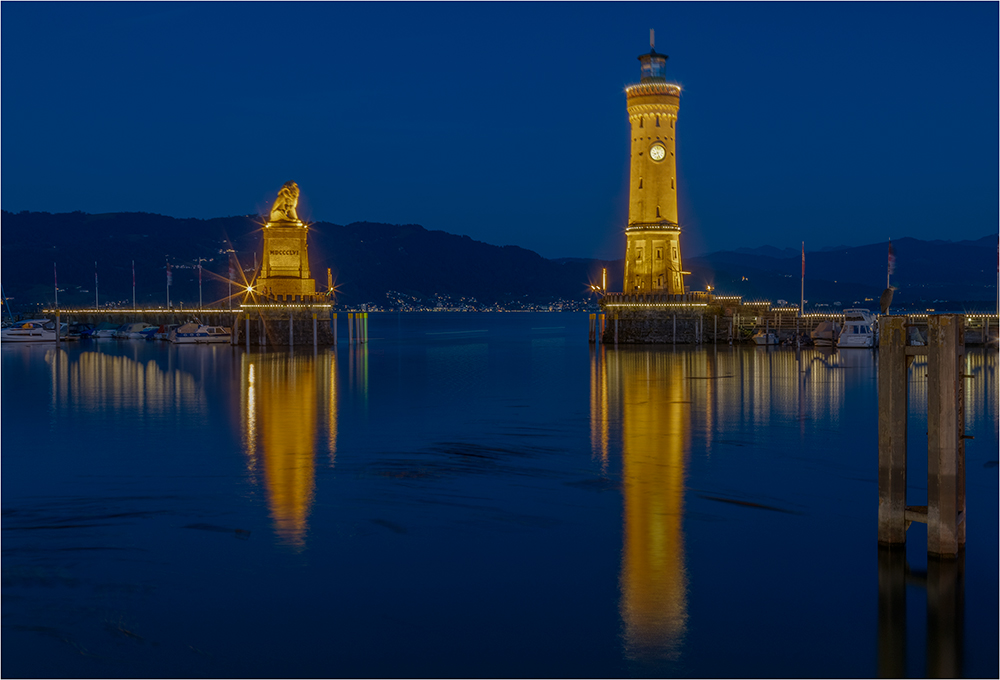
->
[236, 309, 336, 346]
[600, 307, 730, 344]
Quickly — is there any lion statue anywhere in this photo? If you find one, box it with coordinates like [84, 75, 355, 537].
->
[269, 181, 301, 222]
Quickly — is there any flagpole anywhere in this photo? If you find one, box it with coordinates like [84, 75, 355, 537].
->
[54, 262, 58, 309]
[95, 261, 99, 308]
[198, 260, 203, 309]
[166, 259, 170, 309]
[887, 239, 892, 289]
[800, 242, 804, 316]
[132, 260, 136, 310]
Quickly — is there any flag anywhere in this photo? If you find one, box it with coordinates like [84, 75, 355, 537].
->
[887, 240, 896, 276]
[166, 262, 172, 287]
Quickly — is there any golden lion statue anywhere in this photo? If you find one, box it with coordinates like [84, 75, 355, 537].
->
[269, 181, 301, 222]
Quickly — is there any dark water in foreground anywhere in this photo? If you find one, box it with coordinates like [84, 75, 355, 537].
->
[2, 312, 997, 678]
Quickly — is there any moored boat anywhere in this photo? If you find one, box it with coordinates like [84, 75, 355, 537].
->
[1, 319, 64, 342]
[115, 322, 159, 339]
[811, 321, 841, 347]
[90, 322, 120, 338]
[752, 330, 777, 345]
[169, 323, 232, 344]
[838, 309, 876, 348]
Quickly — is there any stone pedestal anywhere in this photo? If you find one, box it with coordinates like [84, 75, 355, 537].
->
[256, 219, 316, 301]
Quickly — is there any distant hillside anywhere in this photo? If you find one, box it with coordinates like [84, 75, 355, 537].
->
[0, 211, 614, 310]
[685, 236, 997, 309]
[1, 210, 994, 311]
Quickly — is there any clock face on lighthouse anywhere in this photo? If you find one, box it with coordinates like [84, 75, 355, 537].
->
[649, 144, 666, 161]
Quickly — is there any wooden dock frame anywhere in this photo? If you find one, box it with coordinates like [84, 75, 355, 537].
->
[878, 315, 966, 557]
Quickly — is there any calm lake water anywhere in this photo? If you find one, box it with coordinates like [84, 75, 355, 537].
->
[2, 312, 997, 678]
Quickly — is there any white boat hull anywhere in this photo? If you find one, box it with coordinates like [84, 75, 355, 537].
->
[170, 326, 232, 344]
[2, 328, 58, 342]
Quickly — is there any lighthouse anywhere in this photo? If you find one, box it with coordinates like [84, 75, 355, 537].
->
[622, 33, 685, 295]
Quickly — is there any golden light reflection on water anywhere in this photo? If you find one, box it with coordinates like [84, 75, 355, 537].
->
[589, 346, 881, 660]
[44, 348, 204, 415]
[240, 351, 338, 549]
[602, 348, 690, 660]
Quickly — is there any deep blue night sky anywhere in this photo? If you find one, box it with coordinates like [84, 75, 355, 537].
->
[2, 2, 997, 259]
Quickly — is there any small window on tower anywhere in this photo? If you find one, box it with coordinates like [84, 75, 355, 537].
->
[656, 117, 660, 127]
[639, 117, 644, 128]
[672, 246, 678, 261]
[657, 275, 663, 287]
[656, 248, 662, 260]
[671, 178, 675, 189]
[636, 249, 643, 263]
[656, 206, 661, 218]
[670, 119, 674, 129]
[638, 178, 643, 189]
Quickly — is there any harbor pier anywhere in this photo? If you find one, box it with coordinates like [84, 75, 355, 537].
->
[598, 293, 998, 345]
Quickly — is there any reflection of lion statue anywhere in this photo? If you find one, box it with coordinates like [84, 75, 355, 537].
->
[269, 181, 300, 222]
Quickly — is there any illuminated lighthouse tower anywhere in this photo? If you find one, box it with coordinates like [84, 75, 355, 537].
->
[623, 33, 684, 295]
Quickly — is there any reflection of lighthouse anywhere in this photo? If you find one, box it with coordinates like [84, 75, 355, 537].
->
[240, 352, 338, 548]
[603, 349, 690, 660]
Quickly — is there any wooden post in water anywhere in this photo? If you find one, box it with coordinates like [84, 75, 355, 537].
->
[313, 312, 318, 350]
[877, 546, 907, 678]
[589, 314, 595, 344]
[599, 313, 605, 342]
[878, 316, 909, 546]
[927, 314, 965, 557]
[348, 313, 354, 345]
[878, 314, 967, 557]
[926, 554, 965, 677]
[364, 312, 369, 344]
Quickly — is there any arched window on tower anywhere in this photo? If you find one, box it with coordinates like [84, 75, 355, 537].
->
[639, 117, 644, 128]
[656, 206, 661, 218]
[638, 177, 643, 189]
[656, 116, 660, 127]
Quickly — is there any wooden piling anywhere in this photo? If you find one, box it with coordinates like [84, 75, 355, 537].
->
[926, 554, 965, 677]
[927, 315, 966, 557]
[877, 546, 907, 679]
[348, 313, 353, 345]
[589, 314, 595, 344]
[878, 316, 909, 546]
